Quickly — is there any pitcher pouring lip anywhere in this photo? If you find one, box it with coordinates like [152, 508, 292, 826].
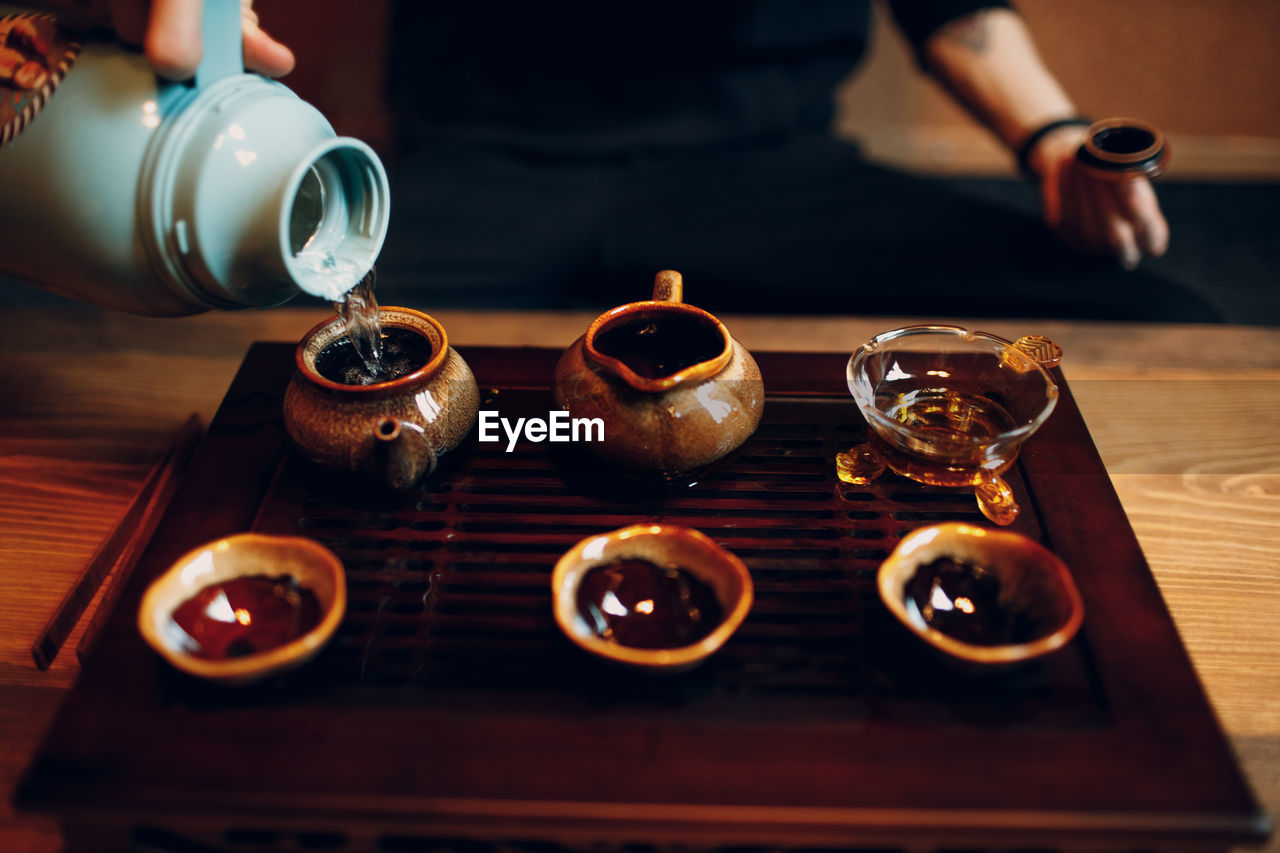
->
[552, 269, 765, 481]
[582, 270, 733, 393]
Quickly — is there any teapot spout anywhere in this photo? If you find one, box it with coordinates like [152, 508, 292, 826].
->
[374, 417, 437, 491]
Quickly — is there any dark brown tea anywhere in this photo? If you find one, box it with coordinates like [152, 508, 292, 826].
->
[576, 558, 724, 649]
[593, 313, 725, 379]
[171, 574, 322, 660]
[1092, 125, 1156, 156]
[316, 327, 434, 386]
[903, 557, 1042, 646]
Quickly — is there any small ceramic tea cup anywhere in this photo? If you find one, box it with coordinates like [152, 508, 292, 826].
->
[552, 270, 764, 480]
[1075, 117, 1170, 182]
[284, 306, 479, 491]
[138, 533, 346, 685]
[552, 524, 753, 672]
[877, 523, 1084, 668]
[138, 532, 345, 686]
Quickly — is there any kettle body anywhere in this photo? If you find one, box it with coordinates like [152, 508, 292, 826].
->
[0, 3, 389, 315]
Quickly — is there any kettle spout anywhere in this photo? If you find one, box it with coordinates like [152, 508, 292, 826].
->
[374, 417, 437, 491]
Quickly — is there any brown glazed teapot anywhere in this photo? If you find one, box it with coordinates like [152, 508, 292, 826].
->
[283, 307, 479, 491]
[553, 271, 764, 480]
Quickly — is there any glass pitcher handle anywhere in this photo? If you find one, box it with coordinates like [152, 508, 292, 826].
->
[1013, 335, 1062, 369]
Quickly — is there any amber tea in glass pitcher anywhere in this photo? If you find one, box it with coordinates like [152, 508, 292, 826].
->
[843, 326, 1061, 525]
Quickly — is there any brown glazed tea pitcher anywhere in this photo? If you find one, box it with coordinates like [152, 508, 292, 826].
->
[284, 307, 479, 490]
[553, 270, 764, 479]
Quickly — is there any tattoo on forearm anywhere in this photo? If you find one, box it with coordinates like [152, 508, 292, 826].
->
[940, 10, 991, 53]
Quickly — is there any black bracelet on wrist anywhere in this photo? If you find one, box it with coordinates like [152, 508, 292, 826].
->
[1015, 116, 1093, 179]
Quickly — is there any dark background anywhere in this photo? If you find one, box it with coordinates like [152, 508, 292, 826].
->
[3, 0, 1276, 324]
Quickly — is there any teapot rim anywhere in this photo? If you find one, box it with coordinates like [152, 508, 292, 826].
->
[294, 305, 449, 395]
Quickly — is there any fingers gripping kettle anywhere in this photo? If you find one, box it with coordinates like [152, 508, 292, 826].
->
[0, 1, 389, 315]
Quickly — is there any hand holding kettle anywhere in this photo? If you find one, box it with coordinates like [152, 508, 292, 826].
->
[27, 0, 293, 79]
[0, 0, 388, 316]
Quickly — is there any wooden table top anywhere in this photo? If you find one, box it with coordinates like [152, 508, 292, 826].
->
[1, 306, 1277, 852]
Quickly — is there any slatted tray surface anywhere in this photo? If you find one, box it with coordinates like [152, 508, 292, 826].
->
[18, 346, 1268, 853]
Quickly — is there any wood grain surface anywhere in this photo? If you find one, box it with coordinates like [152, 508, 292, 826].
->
[1, 306, 1276, 852]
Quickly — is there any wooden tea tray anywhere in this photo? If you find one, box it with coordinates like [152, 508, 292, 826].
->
[17, 345, 1268, 853]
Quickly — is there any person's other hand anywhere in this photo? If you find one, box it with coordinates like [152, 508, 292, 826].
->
[81, 0, 295, 80]
[1029, 125, 1169, 270]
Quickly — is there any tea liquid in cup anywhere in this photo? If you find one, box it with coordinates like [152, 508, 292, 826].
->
[1075, 117, 1170, 182]
[845, 326, 1059, 523]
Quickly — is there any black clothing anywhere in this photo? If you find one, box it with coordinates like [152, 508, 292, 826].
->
[373, 1, 1223, 323]
[376, 134, 1219, 322]
[389, 0, 1008, 155]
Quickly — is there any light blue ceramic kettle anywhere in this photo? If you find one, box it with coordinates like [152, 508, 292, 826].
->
[0, 1, 389, 315]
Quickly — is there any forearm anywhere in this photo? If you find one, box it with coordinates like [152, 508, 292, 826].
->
[918, 8, 1168, 267]
[920, 9, 1078, 157]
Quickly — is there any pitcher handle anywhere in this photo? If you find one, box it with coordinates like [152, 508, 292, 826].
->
[155, 0, 244, 110]
[653, 270, 683, 304]
[1012, 335, 1063, 369]
[195, 0, 245, 87]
